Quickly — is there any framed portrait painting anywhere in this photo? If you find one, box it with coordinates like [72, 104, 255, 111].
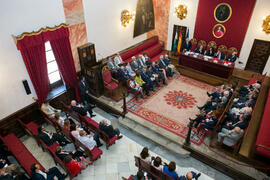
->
[214, 3, 232, 23]
[134, 0, 155, 37]
[212, 24, 226, 38]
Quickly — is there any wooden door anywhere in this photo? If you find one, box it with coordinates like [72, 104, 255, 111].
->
[245, 39, 270, 74]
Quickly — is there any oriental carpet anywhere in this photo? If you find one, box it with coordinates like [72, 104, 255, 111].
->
[126, 75, 216, 145]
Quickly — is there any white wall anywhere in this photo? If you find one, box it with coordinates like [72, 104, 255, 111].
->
[0, 0, 65, 119]
[166, 0, 200, 50]
[238, 0, 270, 74]
[83, 0, 147, 59]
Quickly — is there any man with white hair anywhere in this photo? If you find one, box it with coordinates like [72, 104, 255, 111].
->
[99, 119, 122, 140]
[114, 53, 123, 69]
[70, 100, 96, 118]
[164, 54, 178, 75]
[217, 127, 244, 147]
[137, 54, 145, 68]
[130, 56, 141, 73]
[78, 130, 102, 150]
[158, 55, 173, 78]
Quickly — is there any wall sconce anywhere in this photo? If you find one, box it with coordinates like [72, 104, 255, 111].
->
[121, 10, 135, 27]
[175, 5, 187, 20]
[262, 15, 270, 34]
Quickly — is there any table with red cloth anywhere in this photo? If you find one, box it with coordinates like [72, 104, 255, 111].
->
[179, 53, 234, 79]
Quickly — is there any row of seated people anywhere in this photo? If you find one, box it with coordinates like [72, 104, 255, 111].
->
[217, 81, 261, 147]
[190, 84, 234, 131]
[134, 147, 201, 180]
[182, 38, 237, 62]
[120, 55, 176, 99]
[0, 147, 67, 180]
[0, 149, 29, 180]
[38, 100, 123, 179]
[108, 53, 175, 81]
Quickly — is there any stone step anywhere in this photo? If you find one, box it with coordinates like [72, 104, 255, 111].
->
[119, 117, 190, 158]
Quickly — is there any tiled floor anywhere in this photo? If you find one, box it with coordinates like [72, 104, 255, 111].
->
[20, 107, 231, 180]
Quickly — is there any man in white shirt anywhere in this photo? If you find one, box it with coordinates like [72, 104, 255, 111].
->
[114, 53, 123, 69]
[78, 130, 102, 150]
[31, 163, 67, 180]
[41, 100, 61, 118]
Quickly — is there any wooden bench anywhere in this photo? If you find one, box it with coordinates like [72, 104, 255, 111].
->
[134, 156, 173, 180]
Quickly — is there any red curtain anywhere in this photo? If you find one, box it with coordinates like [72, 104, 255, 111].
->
[193, 0, 256, 53]
[43, 27, 81, 102]
[17, 34, 49, 104]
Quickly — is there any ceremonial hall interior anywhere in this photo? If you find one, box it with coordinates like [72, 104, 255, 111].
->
[1, 0, 270, 179]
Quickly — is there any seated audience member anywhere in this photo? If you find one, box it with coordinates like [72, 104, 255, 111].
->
[217, 127, 244, 146]
[140, 147, 152, 164]
[214, 50, 225, 60]
[141, 67, 155, 91]
[119, 63, 131, 82]
[114, 53, 123, 69]
[163, 161, 179, 180]
[63, 155, 83, 175]
[137, 54, 146, 68]
[107, 57, 118, 79]
[135, 73, 150, 96]
[182, 38, 192, 52]
[38, 125, 70, 147]
[179, 171, 201, 180]
[41, 100, 61, 118]
[54, 113, 65, 127]
[56, 146, 87, 163]
[31, 163, 67, 180]
[152, 62, 167, 85]
[205, 47, 215, 57]
[146, 65, 160, 87]
[223, 113, 249, 130]
[1, 164, 28, 180]
[129, 76, 145, 99]
[63, 120, 71, 132]
[126, 62, 136, 77]
[70, 100, 96, 118]
[131, 56, 142, 73]
[132, 170, 147, 180]
[158, 55, 173, 78]
[78, 130, 103, 150]
[227, 51, 237, 63]
[99, 119, 123, 140]
[0, 158, 9, 169]
[151, 156, 165, 171]
[70, 124, 82, 138]
[164, 54, 178, 75]
[199, 116, 218, 131]
[194, 45, 205, 55]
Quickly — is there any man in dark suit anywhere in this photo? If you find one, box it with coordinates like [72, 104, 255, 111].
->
[214, 50, 225, 60]
[119, 64, 131, 82]
[152, 62, 167, 85]
[181, 38, 192, 52]
[70, 100, 95, 118]
[55, 146, 86, 162]
[227, 51, 237, 63]
[141, 67, 154, 91]
[205, 47, 215, 57]
[99, 120, 122, 140]
[31, 163, 67, 180]
[130, 56, 142, 73]
[78, 76, 90, 105]
[194, 45, 205, 55]
[38, 125, 69, 146]
[158, 55, 173, 78]
[146, 65, 160, 87]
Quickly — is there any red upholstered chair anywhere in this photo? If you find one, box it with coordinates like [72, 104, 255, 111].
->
[102, 65, 119, 101]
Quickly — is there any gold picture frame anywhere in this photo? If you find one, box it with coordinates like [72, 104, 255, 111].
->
[214, 3, 232, 23]
[212, 24, 226, 38]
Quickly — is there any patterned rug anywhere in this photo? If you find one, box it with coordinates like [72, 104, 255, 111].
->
[126, 75, 216, 145]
